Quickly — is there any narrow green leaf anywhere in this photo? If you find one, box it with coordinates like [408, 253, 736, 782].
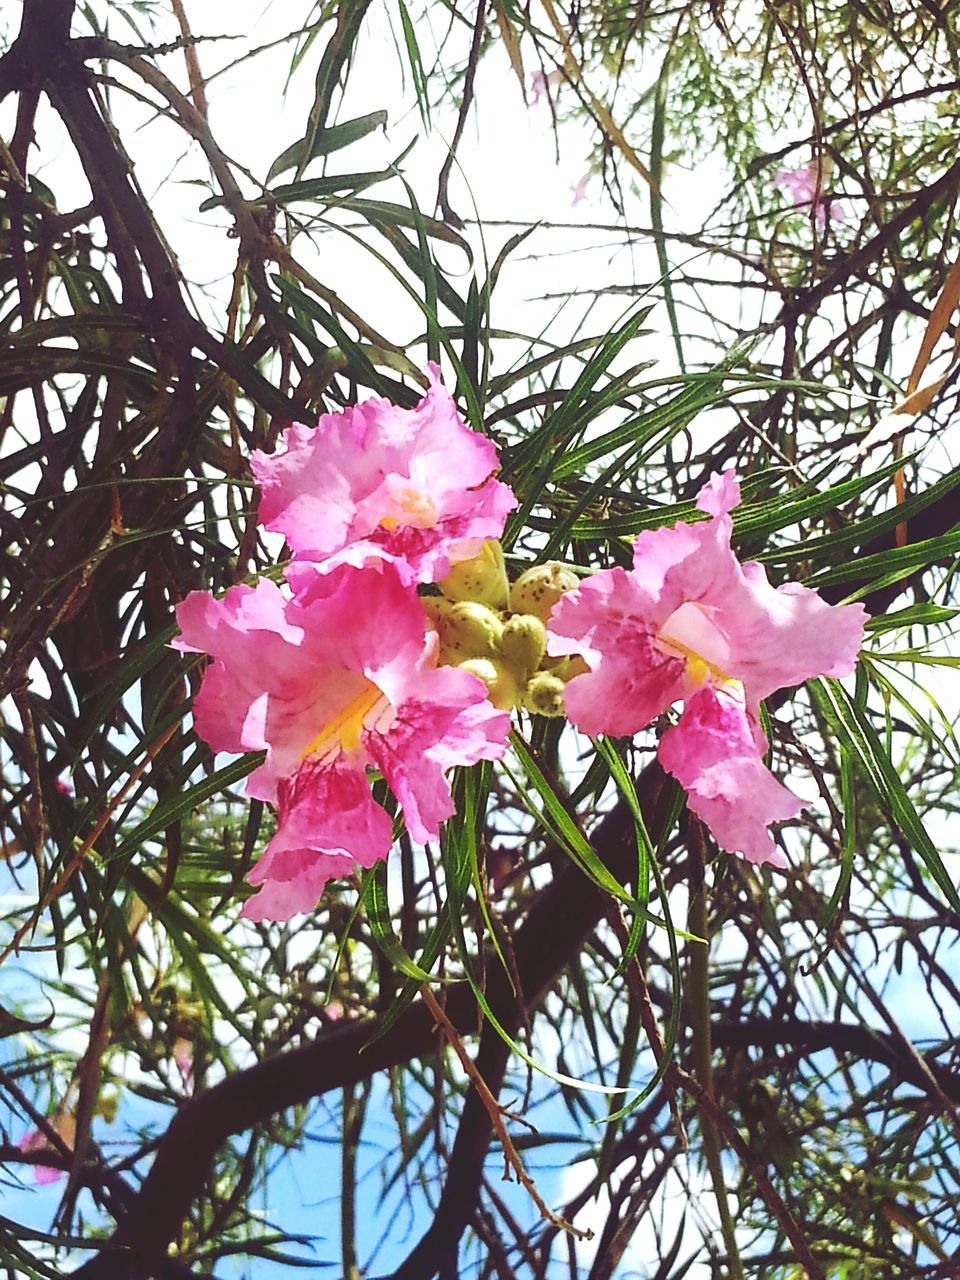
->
[266, 110, 389, 183]
[811, 677, 960, 913]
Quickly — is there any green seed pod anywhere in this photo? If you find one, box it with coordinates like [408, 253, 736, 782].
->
[509, 561, 580, 622]
[522, 672, 567, 718]
[500, 613, 548, 678]
[459, 656, 521, 711]
[439, 540, 510, 609]
[424, 597, 504, 665]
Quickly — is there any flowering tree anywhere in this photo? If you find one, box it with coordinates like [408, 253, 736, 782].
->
[2, 3, 959, 1278]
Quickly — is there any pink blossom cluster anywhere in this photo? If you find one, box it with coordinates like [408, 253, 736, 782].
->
[175, 366, 515, 920]
[176, 368, 867, 920]
[548, 472, 866, 865]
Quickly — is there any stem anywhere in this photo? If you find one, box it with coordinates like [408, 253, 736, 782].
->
[341, 1081, 367, 1280]
[687, 834, 744, 1280]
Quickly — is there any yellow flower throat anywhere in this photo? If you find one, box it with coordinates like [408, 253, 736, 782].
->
[301, 681, 385, 762]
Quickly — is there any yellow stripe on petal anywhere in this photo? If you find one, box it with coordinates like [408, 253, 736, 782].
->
[655, 634, 738, 691]
[301, 682, 387, 763]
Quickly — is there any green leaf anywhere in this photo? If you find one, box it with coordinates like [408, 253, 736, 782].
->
[397, 0, 431, 130]
[811, 677, 960, 913]
[362, 862, 435, 983]
[266, 110, 389, 183]
[808, 523, 960, 591]
[341, 197, 472, 255]
[110, 753, 262, 868]
[866, 603, 959, 634]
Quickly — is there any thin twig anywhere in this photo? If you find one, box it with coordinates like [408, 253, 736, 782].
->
[419, 983, 592, 1241]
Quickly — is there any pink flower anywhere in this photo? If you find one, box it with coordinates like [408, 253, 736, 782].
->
[175, 565, 509, 920]
[529, 68, 562, 106]
[172, 1037, 193, 1088]
[251, 364, 516, 586]
[774, 162, 844, 229]
[548, 471, 867, 866]
[17, 1115, 75, 1184]
[657, 687, 805, 865]
[570, 172, 591, 206]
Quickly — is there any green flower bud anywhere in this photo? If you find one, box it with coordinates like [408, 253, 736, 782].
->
[459, 657, 521, 711]
[509, 561, 580, 622]
[439, 540, 510, 609]
[545, 654, 590, 682]
[500, 613, 548, 677]
[522, 672, 566, 717]
[423, 597, 504, 665]
[97, 1090, 120, 1125]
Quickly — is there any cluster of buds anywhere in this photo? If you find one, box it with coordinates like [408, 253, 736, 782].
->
[423, 542, 586, 716]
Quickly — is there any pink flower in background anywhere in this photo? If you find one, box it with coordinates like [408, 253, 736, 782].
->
[548, 471, 867, 865]
[251, 364, 515, 586]
[175, 565, 509, 920]
[529, 68, 563, 106]
[17, 1114, 76, 1184]
[570, 172, 591, 206]
[172, 1037, 194, 1089]
[774, 162, 844, 229]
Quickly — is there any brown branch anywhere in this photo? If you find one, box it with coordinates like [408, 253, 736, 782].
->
[670, 1064, 827, 1280]
[712, 1016, 960, 1105]
[71, 785, 643, 1280]
[437, 0, 487, 228]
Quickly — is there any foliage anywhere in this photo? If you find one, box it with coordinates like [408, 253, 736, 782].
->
[1, 2, 959, 1278]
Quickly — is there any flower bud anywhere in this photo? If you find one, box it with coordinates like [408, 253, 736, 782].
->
[501, 613, 547, 677]
[509, 561, 579, 622]
[439, 540, 510, 609]
[459, 657, 521, 711]
[522, 672, 566, 717]
[546, 654, 590, 682]
[423, 597, 504, 665]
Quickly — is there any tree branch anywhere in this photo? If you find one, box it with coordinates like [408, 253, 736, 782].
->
[72, 788, 642, 1279]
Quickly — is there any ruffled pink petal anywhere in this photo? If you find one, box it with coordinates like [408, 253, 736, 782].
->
[630, 475, 864, 699]
[366, 665, 510, 844]
[241, 762, 394, 921]
[711, 562, 866, 701]
[696, 469, 741, 517]
[658, 688, 803, 867]
[175, 568, 442, 803]
[174, 580, 320, 796]
[289, 564, 432, 701]
[251, 365, 516, 584]
[548, 568, 685, 736]
[631, 519, 743, 627]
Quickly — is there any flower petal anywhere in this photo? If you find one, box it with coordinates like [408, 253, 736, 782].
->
[367, 665, 509, 844]
[548, 567, 685, 736]
[715, 563, 866, 701]
[695, 469, 741, 517]
[658, 688, 803, 866]
[251, 366, 515, 583]
[241, 761, 394, 921]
